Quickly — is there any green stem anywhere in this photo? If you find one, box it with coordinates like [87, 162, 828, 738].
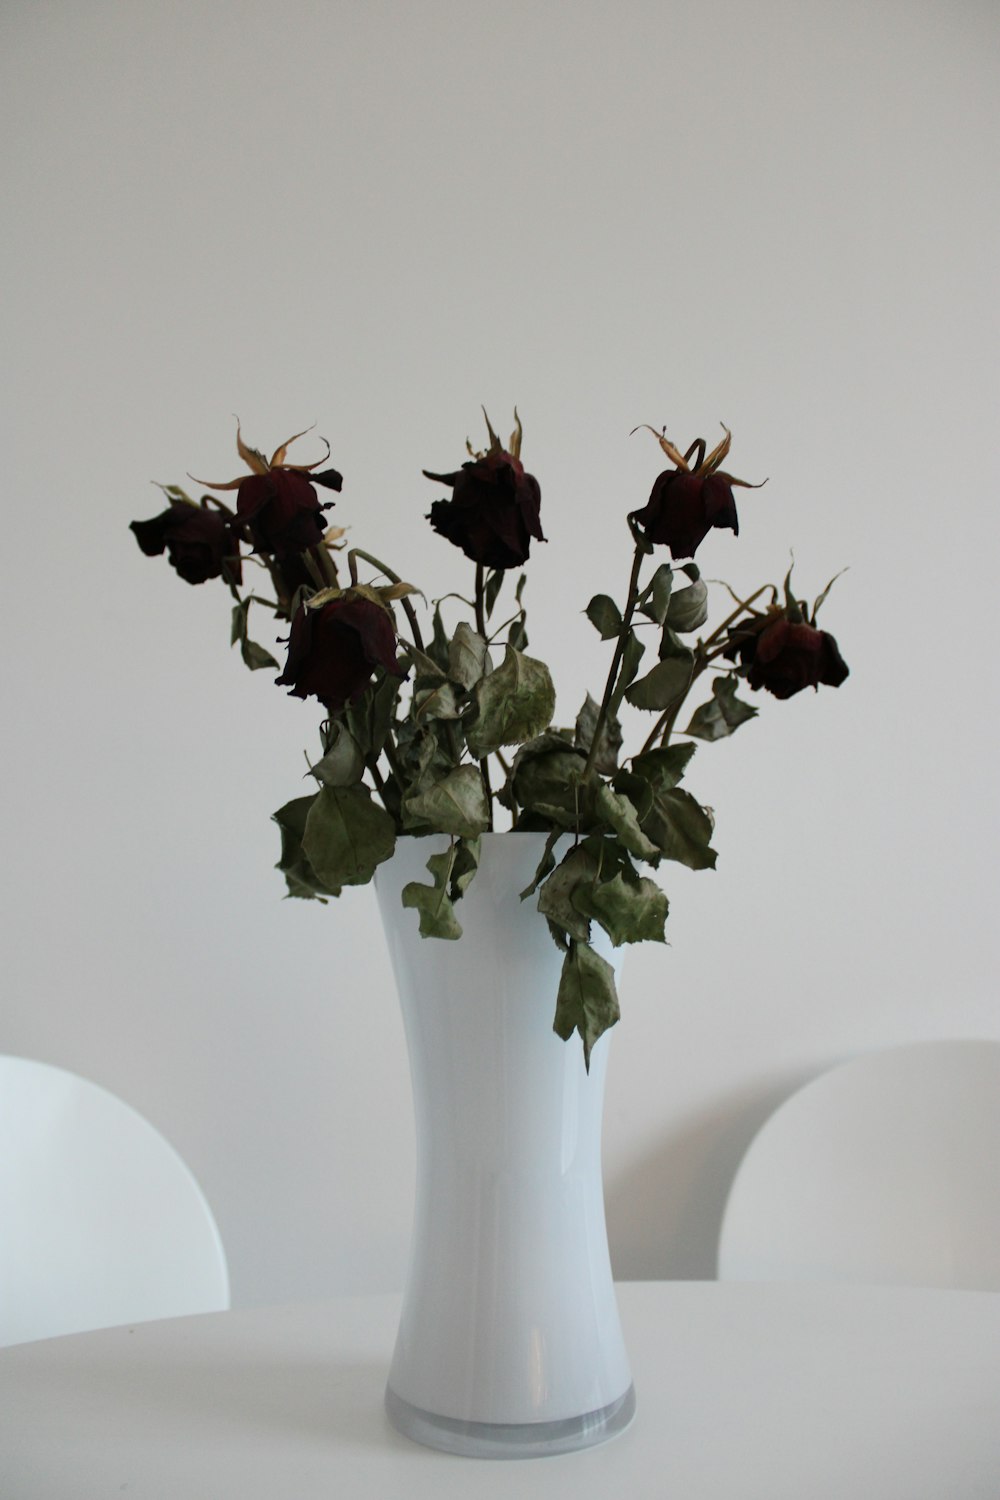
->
[582, 542, 646, 782]
[366, 756, 390, 811]
[474, 563, 488, 638]
[474, 562, 494, 830]
[310, 542, 340, 589]
[638, 626, 766, 754]
[349, 547, 425, 652]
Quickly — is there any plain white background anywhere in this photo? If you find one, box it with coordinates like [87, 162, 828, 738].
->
[2, 0, 997, 1306]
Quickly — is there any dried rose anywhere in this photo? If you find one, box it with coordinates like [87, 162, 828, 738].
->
[236, 468, 337, 554]
[130, 501, 241, 585]
[727, 613, 849, 699]
[275, 591, 405, 712]
[194, 424, 342, 555]
[424, 411, 544, 571]
[629, 425, 761, 559]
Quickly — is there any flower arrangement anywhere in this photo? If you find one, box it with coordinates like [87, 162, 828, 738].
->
[131, 413, 848, 1065]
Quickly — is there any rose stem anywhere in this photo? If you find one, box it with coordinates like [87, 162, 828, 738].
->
[474, 562, 495, 831]
[366, 756, 391, 812]
[310, 542, 339, 589]
[637, 584, 775, 753]
[582, 542, 646, 782]
[348, 548, 425, 653]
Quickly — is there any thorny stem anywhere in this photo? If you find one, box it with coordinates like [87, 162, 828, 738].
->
[582, 542, 646, 782]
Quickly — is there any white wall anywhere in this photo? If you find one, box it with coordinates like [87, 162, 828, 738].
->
[2, 0, 997, 1305]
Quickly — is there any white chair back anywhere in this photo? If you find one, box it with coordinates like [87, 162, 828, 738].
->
[0, 1055, 229, 1344]
[717, 1039, 1000, 1290]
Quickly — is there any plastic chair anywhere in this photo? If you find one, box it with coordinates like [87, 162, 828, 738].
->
[0, 1055, 230, 1345]
[717, 1039, 1000, 1291]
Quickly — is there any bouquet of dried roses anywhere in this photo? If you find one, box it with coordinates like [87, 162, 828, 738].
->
[131, 413, 848, 1064]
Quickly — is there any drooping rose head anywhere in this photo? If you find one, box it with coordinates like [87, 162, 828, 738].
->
[631, 469, 739, 559]
[192, 423, 342, 556]
[424, 410, 544, 570]
[236, 468, 339, 554]
[130, 501, 242, 585]
[275, 591, 406, 713]
[727, 611, 849, 699]
[629, 424, 761, 559]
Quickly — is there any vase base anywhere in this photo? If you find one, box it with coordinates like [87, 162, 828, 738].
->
[384, 1381, 636, 1459]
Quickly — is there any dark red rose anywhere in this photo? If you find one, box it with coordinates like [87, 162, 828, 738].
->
[275, 593, 405, 712]
[236, 468, 340, 555]
[630, 469, 739, 560]
[728, 614, 849, 699]
[424, 448, 544, 570]
[130, 502, 241, 585]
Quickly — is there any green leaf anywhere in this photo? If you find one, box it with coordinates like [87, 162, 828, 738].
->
[519, 828, 562, 900]
[402, 765, 490, 839]
[609, 769, 653, 820]
[450, 835, 481, 901]
[402, 847, 463, 940]
[428, 603, 451, 671]
[230, 598, 279, 671]
[553, 941, 621, 1070]
[627, 743, 697, 791]
[666, 567, 709, 632]
[508, 616, 529, 651]
[641, 786, 717, 871]
[659, 626, 696, 662]
[401, 643, 448, 682]
[242, 637, 280, 670]
[466, 646, 556, 757]
[686, 675, 759, 741]
[536, 844, 600, 943]
[311, 722, 365, 787]
[272, 794, 341, 901]
[638, 563, 675, 625]
[625, 655, 694, 711]
[414, 681, 461, 721]
[447, 622, 491, 691]
[344, 671, 402, 759]
[585, 594, 623, 640]
[509, 741, 590, 828]
[301, 784, 396, 888]
[484, 568, 504, 618]
[573, 871, 669, 947]
[607, 629, 647, 718]
[574, 693, 622, 777]
[594, 783, 660, 863]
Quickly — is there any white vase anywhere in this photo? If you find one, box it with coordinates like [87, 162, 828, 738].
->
[374, 832, 635, 1459]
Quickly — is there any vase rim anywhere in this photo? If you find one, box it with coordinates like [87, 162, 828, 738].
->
[392, 829, 557, 841]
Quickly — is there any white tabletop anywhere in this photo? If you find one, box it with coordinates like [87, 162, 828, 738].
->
[2, 1281, 998, 1499]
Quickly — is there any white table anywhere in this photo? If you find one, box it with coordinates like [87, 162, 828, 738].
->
[2, 1282, 998, 1499]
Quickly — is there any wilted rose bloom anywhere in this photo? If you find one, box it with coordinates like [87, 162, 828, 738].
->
[237, 468, 341, 555]
[728, 614, 849, 699]
[275, 593, 405, 712]
[630, 470, 739, 560]
[424, 449, 544, 570]
[130, 503, 241, 585]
